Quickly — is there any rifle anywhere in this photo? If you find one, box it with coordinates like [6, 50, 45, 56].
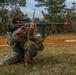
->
[6, 18, 70, 37]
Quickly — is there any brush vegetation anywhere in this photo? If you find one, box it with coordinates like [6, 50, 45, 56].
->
[0, 35, 76, 75]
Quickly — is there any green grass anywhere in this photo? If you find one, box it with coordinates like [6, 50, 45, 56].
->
[0, 41, 76, 75]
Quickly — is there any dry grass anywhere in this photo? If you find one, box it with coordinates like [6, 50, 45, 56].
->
[0, 34, 76, 75]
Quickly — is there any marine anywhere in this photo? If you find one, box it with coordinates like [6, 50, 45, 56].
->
[0, 7, 44, 69]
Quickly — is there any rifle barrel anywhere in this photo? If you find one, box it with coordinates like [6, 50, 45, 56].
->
[35, 22, 64, 26]
[6, 21, 70, 32]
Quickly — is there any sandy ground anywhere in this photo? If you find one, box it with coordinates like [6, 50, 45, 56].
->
[44, 35, 76, 43]
[0, 36, 6, 45]
[0, 34, 76, 45]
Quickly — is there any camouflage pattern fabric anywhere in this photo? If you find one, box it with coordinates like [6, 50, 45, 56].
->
[6, 32, 18, 45]
[0, 28, 43, 66]
[24, 40, 38, 59]
[23, 40, 38, 69]
[33, 28, 44, 50]
[8, 8, 24, 23]
[0, 7, 44, 66]
[0, 51, 19, 66]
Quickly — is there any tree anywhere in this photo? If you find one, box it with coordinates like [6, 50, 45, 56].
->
[0, 0, 26, 8]
[64, 2, 76, 33]
[35, 0, 66, 34]
[0, 8, 8, 35]
[0, 0, 26, 35]
[35, 0, 66, 22]
[33, 17, 41, 21]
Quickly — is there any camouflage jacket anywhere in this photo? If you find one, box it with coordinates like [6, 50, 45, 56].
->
[6, 28, 43, 49]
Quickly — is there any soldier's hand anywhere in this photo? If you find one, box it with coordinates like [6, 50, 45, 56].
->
[30, 22, 36, 29]
[14, 26, 24, 34]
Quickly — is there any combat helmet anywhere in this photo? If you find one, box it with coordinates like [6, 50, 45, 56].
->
[8, 8, 24, 23]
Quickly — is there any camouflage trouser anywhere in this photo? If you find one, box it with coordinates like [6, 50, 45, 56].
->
[24, 40, 38, 65]
[0, 41, 42, 66]
[0, 41, 38, 66]
[0, 51, 19, 66]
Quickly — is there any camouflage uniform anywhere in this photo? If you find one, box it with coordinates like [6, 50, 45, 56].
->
[8, 7, 23, 24]
[0, 8, 44, 66]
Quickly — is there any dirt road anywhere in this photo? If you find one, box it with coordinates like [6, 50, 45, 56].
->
[0, 34, 76, 45]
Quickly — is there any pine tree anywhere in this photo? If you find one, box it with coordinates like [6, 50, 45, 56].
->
[35, 0, 66, 34]
[35, 0, 66, 22]
[0, 0, 26, 35]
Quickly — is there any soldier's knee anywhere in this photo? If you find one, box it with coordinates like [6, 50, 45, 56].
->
[24, 40, 38, 50]
[38, 44, 44, 51]
[0, 51, 19, 65]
